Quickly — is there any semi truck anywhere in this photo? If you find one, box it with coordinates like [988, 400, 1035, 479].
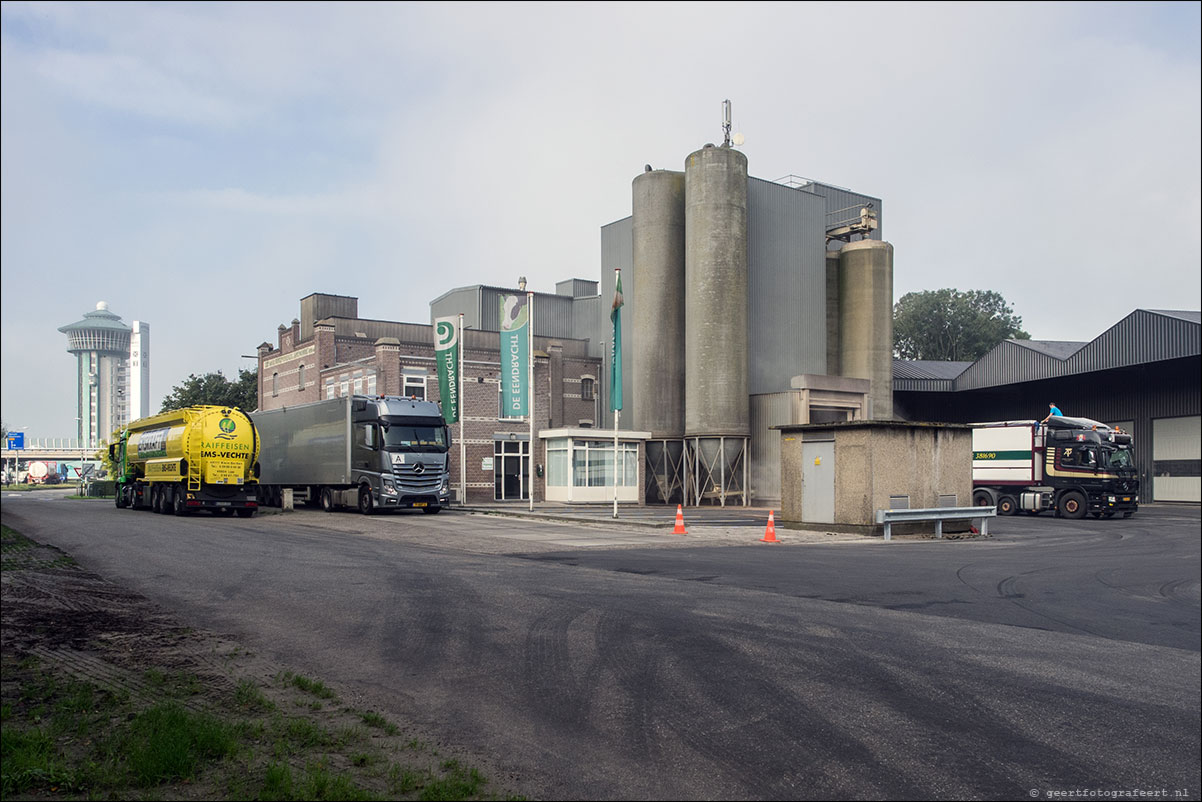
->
[110, 406, 260, 516]
[252, 395, 451, 514]
[971, 416, 1139, 519]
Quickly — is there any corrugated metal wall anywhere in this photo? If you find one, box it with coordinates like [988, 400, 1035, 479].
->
[750, 392, 793, 504]
[747, 178, 828, 394]
[429, 287, 577, 338]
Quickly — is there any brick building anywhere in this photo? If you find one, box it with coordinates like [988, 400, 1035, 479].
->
[255, 291, 631, 504]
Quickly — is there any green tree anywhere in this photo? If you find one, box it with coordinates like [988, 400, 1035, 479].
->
[160, 369, 258, 413]
[893, 289, 1030, 361]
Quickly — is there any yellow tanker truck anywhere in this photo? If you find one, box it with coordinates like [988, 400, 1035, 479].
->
[109, 405, 260, 516]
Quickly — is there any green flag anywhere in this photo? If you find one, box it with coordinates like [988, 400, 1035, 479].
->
[610, 272, 623, 412]
[433, 316, 459, 423]
[499, 294, 529, 417]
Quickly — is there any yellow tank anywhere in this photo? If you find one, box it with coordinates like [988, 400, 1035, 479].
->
[111, 406, 259, 514]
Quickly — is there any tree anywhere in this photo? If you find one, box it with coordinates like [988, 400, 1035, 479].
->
[160, 369, 258, 413]
[893, 289, 1029, 361]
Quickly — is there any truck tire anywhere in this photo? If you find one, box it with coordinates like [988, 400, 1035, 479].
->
[173, 487, 188, 516]
[997, 495, 1018, 516]
[1059, 490, 1087, 520]
[972, 489, 995, 507]
[320, 487, 336, 512]
[358, 487, 375, 515]
[152, 486, 164, 514]
[115, 488, 127, 509]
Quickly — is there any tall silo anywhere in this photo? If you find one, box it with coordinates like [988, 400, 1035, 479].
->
[633, 169, 687, 504]
[838, 239, 894, 419]
[684, 144, 749, 505]
[59, 302, 133, 448]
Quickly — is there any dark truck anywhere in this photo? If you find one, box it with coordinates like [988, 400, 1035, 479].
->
[253, 395, 451, 514]
[971, 416, 1139, 519]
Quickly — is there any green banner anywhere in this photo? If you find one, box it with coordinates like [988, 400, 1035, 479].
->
[610, 272, 623, 412]
[433, 316, 460, 424]
[499, 295, 529, 417]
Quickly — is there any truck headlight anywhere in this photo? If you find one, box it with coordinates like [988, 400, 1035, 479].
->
[1108, 496, 1116, 503]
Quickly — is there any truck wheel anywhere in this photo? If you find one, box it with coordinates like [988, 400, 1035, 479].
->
[320, 487, 336, 512]
[173, 487, 188, 516]
[115, 488, 127, 508]
[422, 506, 441, 515]
[972, 489, 994, 507]
[1059, 491, 1087, 520]
[358, 487, 375, 515]
[151, 486, 164, 514]
[997, 495, 1018, 516]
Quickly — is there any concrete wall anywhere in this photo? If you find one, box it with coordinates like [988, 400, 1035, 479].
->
[778, 421, 972, 528]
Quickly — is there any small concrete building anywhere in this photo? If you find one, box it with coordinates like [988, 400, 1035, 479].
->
[776, 420, 973, 530]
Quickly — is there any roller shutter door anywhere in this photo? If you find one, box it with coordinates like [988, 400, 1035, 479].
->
[1152, 416, 1201, 502]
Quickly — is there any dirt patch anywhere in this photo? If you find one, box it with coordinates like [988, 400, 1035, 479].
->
[1, 526, 527, 800]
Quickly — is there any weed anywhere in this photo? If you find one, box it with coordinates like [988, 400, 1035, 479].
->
[235, 679, 276, 713]
[360, 710, 400, 736]
[387, 762, 420, 795]
[115, 702, 239, 787]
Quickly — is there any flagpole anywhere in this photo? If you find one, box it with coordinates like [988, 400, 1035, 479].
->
[612, 267, 621, 520]
[528, 291, 535, 512]
[458, 313, 466, 507]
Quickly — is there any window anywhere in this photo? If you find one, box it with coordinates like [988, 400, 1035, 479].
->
[403, 370, 426, 400]
[353, 370, 363, 395]
[298, 364, 305, 390]
[340, 374, 349, 396]
[326, 378, 336, 399]
[367, 374, 377, 395]
[581, 377, 594, 400]
[546, 439, 569, 487]
[272, 372, 278, 397]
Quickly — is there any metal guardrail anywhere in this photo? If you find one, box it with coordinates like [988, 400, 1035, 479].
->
[874, 506, 996, 541]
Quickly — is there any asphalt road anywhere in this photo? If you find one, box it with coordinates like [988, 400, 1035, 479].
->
[2, 494, 1198, 801]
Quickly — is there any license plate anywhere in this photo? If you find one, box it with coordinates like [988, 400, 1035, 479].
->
[215, 501, 231, 506]
[413, 502, 427, 507]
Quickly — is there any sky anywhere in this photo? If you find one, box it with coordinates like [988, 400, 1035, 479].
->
[2, 1, 1199, 442]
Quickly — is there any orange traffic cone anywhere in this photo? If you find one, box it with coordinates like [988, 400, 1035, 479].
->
[673, 504, 688, 535]
[761, 510, 780, 543]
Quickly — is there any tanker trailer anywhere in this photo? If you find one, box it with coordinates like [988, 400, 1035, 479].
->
[109, 405, 260, 516]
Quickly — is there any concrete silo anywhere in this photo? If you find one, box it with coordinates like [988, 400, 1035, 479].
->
[837, 239, 894, 419]
[632, 169, 688, 504]
[684, 144, 749, 505]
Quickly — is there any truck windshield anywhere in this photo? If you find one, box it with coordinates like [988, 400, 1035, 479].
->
[383, 426, 448, 451]
[1106, 448, 1134, 471]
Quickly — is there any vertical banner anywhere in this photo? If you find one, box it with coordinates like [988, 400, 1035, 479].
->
[499, 294, 529, 417]
[433, 316, 460, 424]
[610, 271, 624, 413]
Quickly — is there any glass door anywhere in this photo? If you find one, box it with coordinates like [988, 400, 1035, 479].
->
[493, 439, 530, 501]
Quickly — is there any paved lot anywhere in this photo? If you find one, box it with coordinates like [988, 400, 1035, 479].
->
[2, 493, 1198, 800]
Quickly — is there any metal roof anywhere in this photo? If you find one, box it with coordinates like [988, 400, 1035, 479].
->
[895, 308, 1200, 393]
[58, 306, 130, 333]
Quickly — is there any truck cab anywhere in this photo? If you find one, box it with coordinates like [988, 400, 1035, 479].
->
[351, 397, 452, 513]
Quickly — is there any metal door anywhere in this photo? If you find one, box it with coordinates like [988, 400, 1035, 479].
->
[801, 440, 835, 523]
[493, 439, 529, 501]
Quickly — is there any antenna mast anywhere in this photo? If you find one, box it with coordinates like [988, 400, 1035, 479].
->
[722, 99, 732, 147]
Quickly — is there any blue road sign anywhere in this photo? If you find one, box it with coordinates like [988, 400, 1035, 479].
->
[6, 432, 24, 450]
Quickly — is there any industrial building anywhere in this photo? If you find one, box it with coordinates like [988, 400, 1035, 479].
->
[894, 309, 1201, 503]
[58, 302, 150, 448]
[256, 290, 612, 503]
[597, 140, 892, 507]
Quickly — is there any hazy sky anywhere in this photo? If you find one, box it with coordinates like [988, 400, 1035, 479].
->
[3, 1, 1199, 441]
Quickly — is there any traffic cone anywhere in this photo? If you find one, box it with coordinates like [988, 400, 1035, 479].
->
[761, 510, 780, 543]
[672, 504, 688, 535]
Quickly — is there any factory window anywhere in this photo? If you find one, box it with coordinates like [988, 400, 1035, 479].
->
[340, 374, 349, 396]
[581, 378, 594, 401]
[367, 374, 377, 395]
[403, 370, 426, 400]
[353, 370, 363, 395]
[272, 372, 278, 397]
[297, 364, 306, 390]
[326, 377, 336, 399]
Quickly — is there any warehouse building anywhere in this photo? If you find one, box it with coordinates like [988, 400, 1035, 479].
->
[894, 309, 1201, 503]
